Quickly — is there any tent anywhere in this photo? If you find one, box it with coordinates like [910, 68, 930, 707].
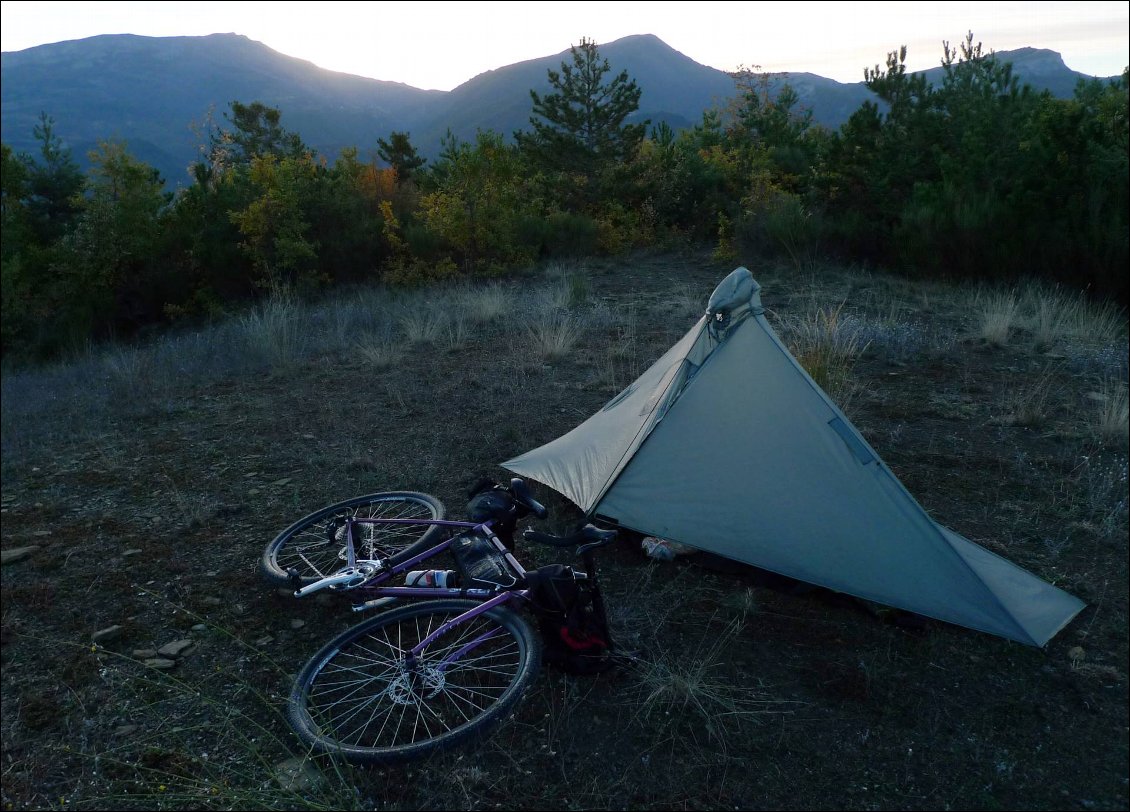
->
[503, 267, 1085, 647]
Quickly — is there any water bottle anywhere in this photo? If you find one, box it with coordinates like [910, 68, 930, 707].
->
[405, 569, 459, 588]
[641, 537, 677, 562]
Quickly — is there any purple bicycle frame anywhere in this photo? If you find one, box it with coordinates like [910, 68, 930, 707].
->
[340, 515, 531, 666]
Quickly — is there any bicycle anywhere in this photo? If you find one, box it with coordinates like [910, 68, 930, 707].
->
[260, 478, 619, 764]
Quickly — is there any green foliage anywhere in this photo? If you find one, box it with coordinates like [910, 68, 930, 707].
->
[541, 211, 600, 257]
[377, 131, 425, 183]
[517, 37, 648, 211]
[2, 118, 89, 357]
[21, 113, 86, 245]
[816, 34, 1128, 300]
[61, 140, 173, 334]
[230, 153, 322, 293]
[210, 100, 309, 166]
[3, 39, 1127, 362]
[419, 130, 538, 273]
[1, 144, 30, 262]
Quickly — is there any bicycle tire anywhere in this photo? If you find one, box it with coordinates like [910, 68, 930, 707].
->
[260, 491, 445, 587]
[287, 599, 541, 764]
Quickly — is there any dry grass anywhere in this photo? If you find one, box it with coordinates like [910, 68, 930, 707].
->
[1095, 380, 1129, 447]
[355, 333, 401, 368]
[2, 250, 1127, 812]
[460, 283, 510, 324]
[627, 616, 797, 747]
[1000, 365, 1062, 428]
[975, 288, 1020, 346]
[780, 302, 869, 403]
[238, 293, 308, 370]
[1019, 283, 1127, 349]
[400, 309, 445, 344]
[527, 313, 582, 359]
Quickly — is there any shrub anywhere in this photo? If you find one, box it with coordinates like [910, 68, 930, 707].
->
[543, 212, 599, 257]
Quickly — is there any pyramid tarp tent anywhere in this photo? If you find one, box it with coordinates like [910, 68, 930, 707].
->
[504, 267, 1084, 647]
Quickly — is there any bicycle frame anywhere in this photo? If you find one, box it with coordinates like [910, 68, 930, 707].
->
[325, 515, 534, 662]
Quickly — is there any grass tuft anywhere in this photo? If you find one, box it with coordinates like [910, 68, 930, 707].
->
[400, 309, 445, 344]
[1095, 381, 1129, 447]
[527, 313, 582, 359]
[975, 289, 1019, 346]
[460, 283, 510, 324]
[238, 293, 308, 371]
[355, 333, 402, 368]
[781, 302, 869, 402]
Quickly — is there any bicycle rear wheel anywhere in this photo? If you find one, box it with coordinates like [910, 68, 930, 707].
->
[287, 599, 541, 764]
[260, 491, 445, 587]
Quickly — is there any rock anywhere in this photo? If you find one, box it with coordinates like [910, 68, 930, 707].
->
[289, 619, 306, 630]
[32, 530, 52, 537]
[1, 546, 40, 565]
[132, 649, 158, 659]
[92, 625, 124, 644]
[191, 624, 207, 632]
[157, 639, 195, 658]
[274, 757, 324, 793]
[201, 596, 222, 606]
[254, 635, 275, 647]
[143, 658, 176, 670]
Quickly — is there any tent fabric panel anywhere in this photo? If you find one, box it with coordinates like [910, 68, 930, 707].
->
[504, 317, 712, 511]
[594, 313, 1042, 644]
[939, 525, 1086, 646]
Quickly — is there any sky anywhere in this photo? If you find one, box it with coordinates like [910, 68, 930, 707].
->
[1, 1, 1127, 91]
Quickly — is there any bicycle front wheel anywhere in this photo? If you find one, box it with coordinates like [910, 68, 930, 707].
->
[287, 599, 541, 764]
[261, 491, 445, 587]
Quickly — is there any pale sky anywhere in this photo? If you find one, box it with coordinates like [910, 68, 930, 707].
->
[1, 1, 1127, 90]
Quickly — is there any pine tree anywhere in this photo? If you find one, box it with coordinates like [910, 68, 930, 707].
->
[517, 38, 647, 179]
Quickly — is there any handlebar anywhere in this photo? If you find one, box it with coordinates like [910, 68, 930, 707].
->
[523, 523, 617, 555]
[509, 478, 547, 519]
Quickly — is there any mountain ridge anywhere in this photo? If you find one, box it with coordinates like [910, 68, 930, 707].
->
[2, 32, 1119, 186]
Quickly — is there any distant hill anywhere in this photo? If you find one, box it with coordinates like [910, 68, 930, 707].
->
[0, 33, 445, 185]
[1, 32, 1119, 186]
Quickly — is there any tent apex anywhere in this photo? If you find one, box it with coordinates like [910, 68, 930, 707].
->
[707, 267, 762, 318]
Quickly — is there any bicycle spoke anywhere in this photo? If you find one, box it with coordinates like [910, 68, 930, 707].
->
[295, 603, 533, 756]
[264, 492, 444, 586]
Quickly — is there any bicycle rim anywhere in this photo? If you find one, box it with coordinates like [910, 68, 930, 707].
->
[262, 492, 444, 586]
[288, 599, 540, 763]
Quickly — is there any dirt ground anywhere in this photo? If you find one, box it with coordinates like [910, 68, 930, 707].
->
[1, 247, 1127, 810]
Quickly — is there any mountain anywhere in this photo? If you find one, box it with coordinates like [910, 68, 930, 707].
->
[0, 33, 445, 185]
[416, 34, 738, 151]
[1, 33, 1119, 187]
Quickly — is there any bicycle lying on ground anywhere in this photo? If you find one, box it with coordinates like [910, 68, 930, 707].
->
[260, 478, 619, 764]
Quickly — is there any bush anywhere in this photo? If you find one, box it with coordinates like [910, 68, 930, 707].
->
[543, 212, 599, 257]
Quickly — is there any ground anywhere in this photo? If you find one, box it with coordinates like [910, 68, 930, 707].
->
[1, 247, 1127, 810]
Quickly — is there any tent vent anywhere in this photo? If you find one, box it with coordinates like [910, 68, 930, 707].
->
[828, 417, 875, 465]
